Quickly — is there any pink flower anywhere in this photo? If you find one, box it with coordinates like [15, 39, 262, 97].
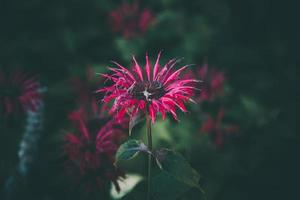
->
[63, 108, 128, 193]
[197, 62, 225, 101]
[201, 107, 239, 147]
[108, 1, 154, 38]
[99, 52, 199, 123]
[0, 69, 42, 116]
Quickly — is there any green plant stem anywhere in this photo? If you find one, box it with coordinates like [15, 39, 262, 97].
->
[146, 114, 152, 200]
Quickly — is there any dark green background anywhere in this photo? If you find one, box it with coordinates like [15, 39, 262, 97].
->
[0, 0, 299, 199]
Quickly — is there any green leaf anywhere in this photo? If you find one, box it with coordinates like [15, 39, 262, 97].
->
[121, 172, 198, 200]
[155, 149, 204, 193]
[152, 172, 191, 200]
[116, 140, 148, 163]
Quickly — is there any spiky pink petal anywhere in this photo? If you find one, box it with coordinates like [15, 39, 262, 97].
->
[153, 51, 162, 79]
[145, 53, 151, 81]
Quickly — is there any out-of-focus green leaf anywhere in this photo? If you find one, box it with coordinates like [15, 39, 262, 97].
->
[152, 171, 191, 200]
[151, 119, 173, 143]
[115, 38, 144, 61]
[239, 95, 267, 125]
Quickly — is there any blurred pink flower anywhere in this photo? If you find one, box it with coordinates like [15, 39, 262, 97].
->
[63, 108, 128, 193]
[197, 62, 225, 101]
[201, 107, 239, 147]
[99, 52, 199, 123]
[0, 69, 42, 116]
[108, 1, 154, 38]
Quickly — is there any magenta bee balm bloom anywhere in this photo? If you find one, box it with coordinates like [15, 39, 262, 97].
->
[201, 107, 239, 147]
[99, 52, 199, 123]
[197, 63, 225, 101]
[108, 1, 154, 38]
[64, 109, 128, 193]
[0, 69, 43, 116]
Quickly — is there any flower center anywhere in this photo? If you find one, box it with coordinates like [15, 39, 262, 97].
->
[128, 81, 166, 101]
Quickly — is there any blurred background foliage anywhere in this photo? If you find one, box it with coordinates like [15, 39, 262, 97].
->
[0, 0, 299, 199]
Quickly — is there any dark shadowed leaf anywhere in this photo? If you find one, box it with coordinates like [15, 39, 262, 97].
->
[154, 148, 204, 193]
[120, 180, 147, 200]
[121, 172, 199, 200]
[152, 171, 191, 200]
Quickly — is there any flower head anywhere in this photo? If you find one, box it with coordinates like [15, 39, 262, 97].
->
[200, 107, 239, 147]
[63, 108, 128, 193]
[99, 52, 199, 123]
[197, 62, 225, 101]
[0, 69, 43, 116]
[108, 1, 154, 38]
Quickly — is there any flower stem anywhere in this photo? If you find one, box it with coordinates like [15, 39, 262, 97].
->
[146, 114, 152, 200]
